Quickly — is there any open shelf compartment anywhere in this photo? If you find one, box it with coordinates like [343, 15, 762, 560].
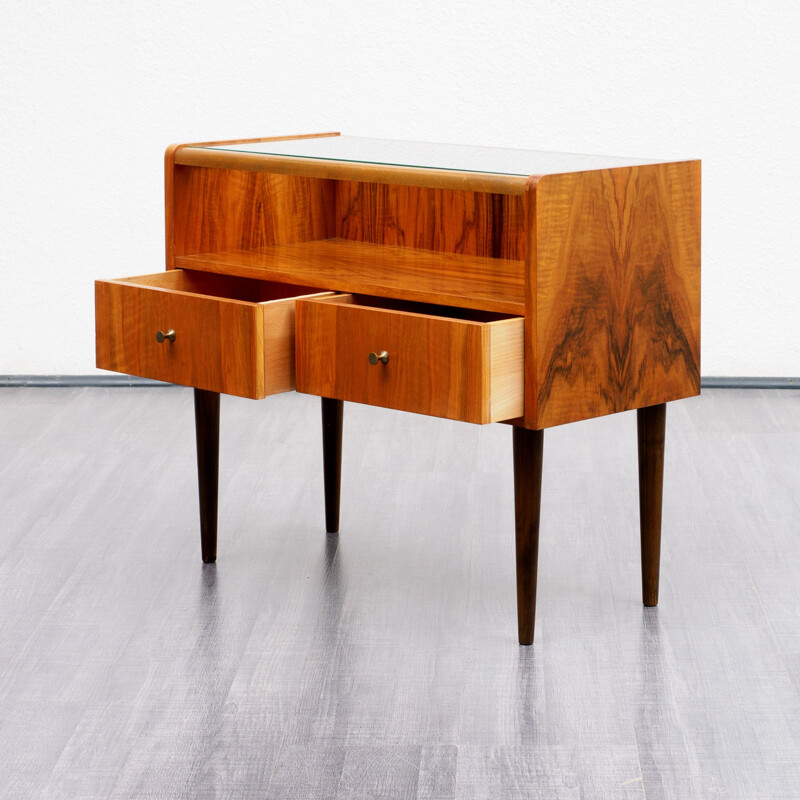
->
[168, 168, 527, 315]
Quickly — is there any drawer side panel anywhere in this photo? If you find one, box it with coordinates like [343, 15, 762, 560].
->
[261, 299, 298, 396]
[488, 318, 525, 421]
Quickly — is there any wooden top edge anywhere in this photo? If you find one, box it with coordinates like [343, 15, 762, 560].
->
[525, 159, 702, 190]
[165, 132, 340, 163]
[168, 135, 698, 194]
[170, 131, 340, 148]
[171, 147, 700, 195]
[172, 148, 529, 194]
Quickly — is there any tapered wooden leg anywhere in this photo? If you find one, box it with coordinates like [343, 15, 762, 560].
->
[513, 426, 544, 645]
[194, 388, 220, 564]
[321, 397, 343, 533]
[637, 403, 666, 606]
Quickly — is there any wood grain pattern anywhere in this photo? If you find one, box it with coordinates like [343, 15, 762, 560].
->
[162, 137, 700, 432]
[165, 133, 340, 268]
[174, 146, 530, 194]
[526, 161, 701, 429]
[176, 239, 525, 315]
[295, 295, 524, 424]
[335, 181, 526, 260]
[5, 388, 800, 799]
[489, 320, 525, 425]
[176, 131, 341, 149]
[95, 270, 328, 399]
[170, 167, 336, 265]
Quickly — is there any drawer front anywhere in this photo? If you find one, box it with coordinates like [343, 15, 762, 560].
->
[96, 270, 323, 399]
[295, 295, 524, 424]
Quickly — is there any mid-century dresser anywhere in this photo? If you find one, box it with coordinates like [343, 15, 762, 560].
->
[95, 133, 701, 644]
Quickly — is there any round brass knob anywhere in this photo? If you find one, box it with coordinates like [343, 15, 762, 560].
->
[156, 329, 176, 343]
[368, 350, 389, 365]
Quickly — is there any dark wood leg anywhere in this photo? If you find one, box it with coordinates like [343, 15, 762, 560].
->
[194, 388, 220, 564]
[513, 426, 544, 645]
[637, 403, 666, 606]
[321, 397, 343, 533]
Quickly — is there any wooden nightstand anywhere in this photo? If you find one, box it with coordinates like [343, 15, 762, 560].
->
[96, 133, 701, 644]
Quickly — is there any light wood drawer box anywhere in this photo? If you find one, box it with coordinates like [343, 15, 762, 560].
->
[95, 269, 327, 399]
[295, 294, 524, 423]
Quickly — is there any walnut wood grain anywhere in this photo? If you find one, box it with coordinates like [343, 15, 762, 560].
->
[295, 295, 523, 424]
[165, 133, 340, 268]
[174, 147, 529, 194]
[169, 168, 336, 265]
[176, 239, 524, 315]
[335, 181, 525, 260]
[95, 134, 702, 651]
[525, 161, 701, 429]
[177, 132, 341, 149]
[95, 270, 327, 399]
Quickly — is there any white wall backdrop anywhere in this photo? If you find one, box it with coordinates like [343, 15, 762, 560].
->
[2, 0, 798, 376]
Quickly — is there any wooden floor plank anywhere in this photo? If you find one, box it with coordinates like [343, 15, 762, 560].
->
[0, 387, 799, 799]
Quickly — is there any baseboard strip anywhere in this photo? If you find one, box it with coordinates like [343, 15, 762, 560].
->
[700, 376, 799, 389]
[1, 375, 174, 388]
[1, 375, 798, 389]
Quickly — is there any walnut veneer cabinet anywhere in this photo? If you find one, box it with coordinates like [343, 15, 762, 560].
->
[95, 133, 701, 645]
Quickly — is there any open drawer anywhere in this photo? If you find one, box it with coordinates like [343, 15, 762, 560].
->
[295, 294, 524, 424]
[96, 269, 328, 398]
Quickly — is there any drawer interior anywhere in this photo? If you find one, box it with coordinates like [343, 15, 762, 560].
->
[117, 269, 325, 303]
[312, 293, 521, 323]
[96, 269, 331, 399]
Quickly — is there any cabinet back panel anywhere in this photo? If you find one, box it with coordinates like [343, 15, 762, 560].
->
[170, 168, 526, 263]
[170, 167, 336, 258]
[334, 181, 526, 260]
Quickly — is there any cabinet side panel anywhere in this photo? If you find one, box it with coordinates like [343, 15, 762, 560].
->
[171, 167, 336, 257]
[523, 181, 538, 428]
[165, 145, 180, 268]
[95, 281, 117, 370]
[335, 182, 525, 260]
[533, 161, 701, 428]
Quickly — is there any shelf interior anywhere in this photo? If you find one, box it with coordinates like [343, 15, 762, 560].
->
[175, 239, 525, 315]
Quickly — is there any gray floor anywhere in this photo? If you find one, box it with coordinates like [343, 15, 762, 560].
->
[0, 387, 799, 799]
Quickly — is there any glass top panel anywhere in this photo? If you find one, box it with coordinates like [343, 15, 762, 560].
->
[190, 135, 663, 177]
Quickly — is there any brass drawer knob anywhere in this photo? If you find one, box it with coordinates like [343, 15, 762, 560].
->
[156, 329, 176, 343]
[368, 350, 389, 365]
